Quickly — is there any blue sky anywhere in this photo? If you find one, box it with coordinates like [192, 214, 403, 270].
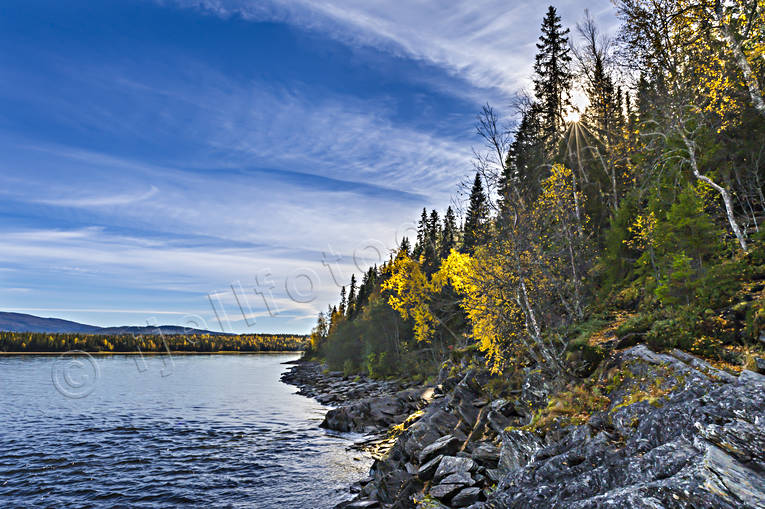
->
[0, 0, 616, 333]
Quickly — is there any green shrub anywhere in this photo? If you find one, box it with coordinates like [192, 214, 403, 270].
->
[654, 252, 694, 306]
[689, 335, 724, 359]
[613, 285, 640, 310]
[615, 311, 663, 337]
[343, 359, 356, 376]
[366, 351, 396, 379]
[566, 336, 605, 377]
[645, 314, 694, 351]
[693, 259, 746, 309]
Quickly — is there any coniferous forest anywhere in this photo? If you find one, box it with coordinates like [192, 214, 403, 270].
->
[305, 2, 765, 382]
[0, 331, 307, 353]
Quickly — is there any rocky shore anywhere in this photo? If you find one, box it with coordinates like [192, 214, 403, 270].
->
[281, 362, 430, 434]
[282, 346, 765, 509]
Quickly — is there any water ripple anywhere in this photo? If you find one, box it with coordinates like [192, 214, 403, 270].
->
[0, 354, 370, 508]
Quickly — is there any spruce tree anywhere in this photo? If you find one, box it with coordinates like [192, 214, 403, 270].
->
[533, 6, 572, 148]
[616, 86, 624, 127]
[583, 49, 618, 139]
[329, 305, 338, 333]
[347, 274, 357, 318]
[424, 209, 440, 273]
[636, 74, 656, 124]
[440, 206, 457, 259]
[428, 209, 441, 244]
[399, 237, 412, 256]
[503, 103, 546, 207]
[624, 90, 634, 127]
[463, 173, 488, 253]
[339, 286, 347, 316]
[357, 270, 371, 313]
[413, 208, 428, 260]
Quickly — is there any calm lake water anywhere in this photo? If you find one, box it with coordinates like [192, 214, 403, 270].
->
[0, 353, 371, 508]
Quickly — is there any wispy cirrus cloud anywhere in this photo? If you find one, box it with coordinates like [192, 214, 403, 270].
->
[0, 1, 621, 332]
[0, 224, 363, 331]
[162, 0, 618, 99]
[36, 185, 159, 207]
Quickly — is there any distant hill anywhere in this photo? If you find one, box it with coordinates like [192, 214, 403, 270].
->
[0, 312, 227, 336]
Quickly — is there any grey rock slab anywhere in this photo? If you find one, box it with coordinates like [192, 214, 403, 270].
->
[439, 471, 475, 486]
[451, 487, 482, 507]
[471, 442, 500, 466]
[417, 454, 443, 481]
[434, 456, 476, 483]
[429, 483, 463, 500]
[419, 434, 461, 464]
[343, 500, 379, 508]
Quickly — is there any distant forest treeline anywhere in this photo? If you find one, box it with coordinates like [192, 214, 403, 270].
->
[0, 331, 307, 353]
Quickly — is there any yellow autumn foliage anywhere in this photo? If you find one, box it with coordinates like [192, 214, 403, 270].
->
[384, 165, 589, 374]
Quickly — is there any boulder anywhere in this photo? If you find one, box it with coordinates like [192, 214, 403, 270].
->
[498, 429, 543, 473]
[403, 404, 460, 458]
[434, 456, 476, 483]
[417, 454, 443, 481]
[739, 369, 765, 385]
[429, 483, 463, 500]
[418, 434, 461, 464]
[484, 345, 765, 508]
[439, 471, 475, 486]
[703, 442, 765, 508]
[471, 442, 500, 468]
[485, 468, 503, 482]
[697, 419, 765, 463]
[451, 487, 482, 507]
[321, 388, 425, 433]
[448, 371, 485, 427]
[486, 410, 512, 434]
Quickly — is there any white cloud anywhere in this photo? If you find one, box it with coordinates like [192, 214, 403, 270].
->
[1, 55, 475, 256]
[164, 0, 619, 98]
[37, 185, 159, 207]
[202, 83, 474, 193]
[1, 0, 625, 333]
[0, 225, 366, 326]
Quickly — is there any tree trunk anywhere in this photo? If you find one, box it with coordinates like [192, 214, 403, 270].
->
[682, 133, 748, 252]
[715, 4, 765, 119]
[518, 280, 564, 372]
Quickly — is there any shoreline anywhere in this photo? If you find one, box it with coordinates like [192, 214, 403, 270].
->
[0, 350, 304, 356]
[283, 350, 765, 508]
[281, 360, 431, 507]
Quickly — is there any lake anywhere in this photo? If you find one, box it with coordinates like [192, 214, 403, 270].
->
[0, 353, 371, 508]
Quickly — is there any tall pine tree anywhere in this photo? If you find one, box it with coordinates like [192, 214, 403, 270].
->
[425, 209, 441, 273]
[533, 6, 572, 149]
[578, 12, 620, 140]
[440, 206, 458, 259]
[413, 208, 428, 260]
[399, 237, 412, 256]
[463, 173, 488, 253]
[347, 274, 357, 318]
[575, 11, 623, 213]
[503, 103, 546, 208]
[338, 286, 347, 316]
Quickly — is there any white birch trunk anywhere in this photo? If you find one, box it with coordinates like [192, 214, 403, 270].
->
[682, 133, 748, 252]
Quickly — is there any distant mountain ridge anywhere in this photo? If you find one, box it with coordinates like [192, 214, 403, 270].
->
[0, 312, 228, 336]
